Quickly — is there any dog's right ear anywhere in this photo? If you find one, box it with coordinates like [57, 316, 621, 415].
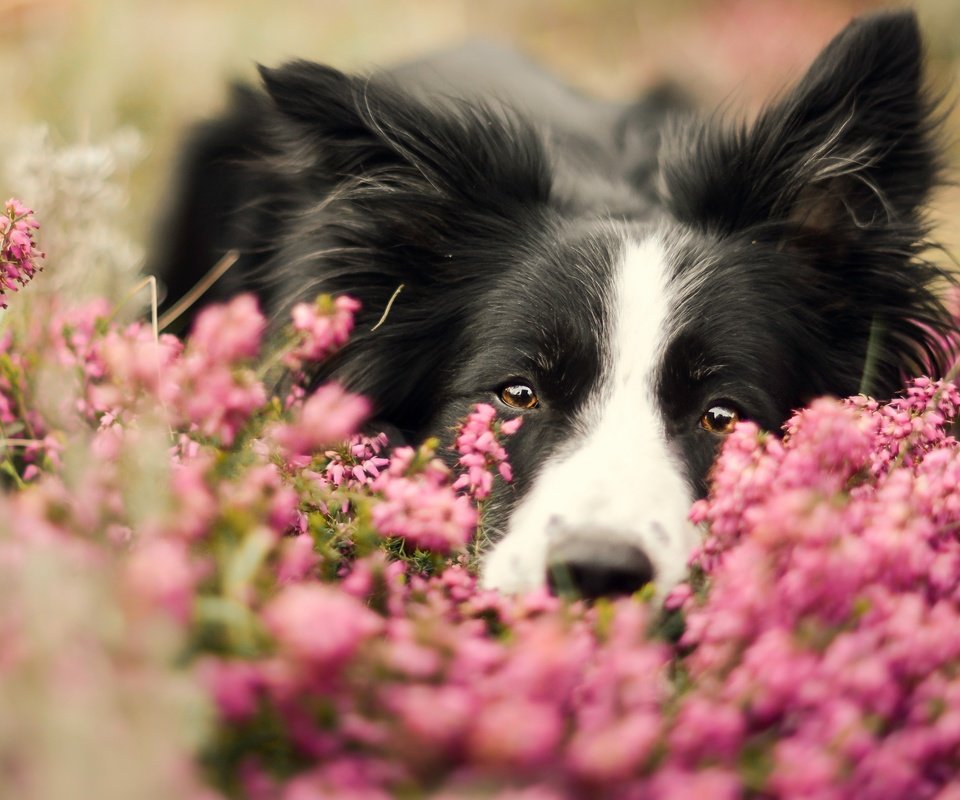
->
[257, 61, 550, 212]
[258, 62, 396, 178]
[258, 61, 354, 125]
[255, 62, 553, 436]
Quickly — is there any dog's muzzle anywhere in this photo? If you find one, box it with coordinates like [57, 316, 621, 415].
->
[545, 526, 655, 600]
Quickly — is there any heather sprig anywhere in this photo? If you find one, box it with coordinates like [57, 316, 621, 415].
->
[284, 293, 361, 370]
[452, 402, 522, 500]
[0, 198, 43, 308]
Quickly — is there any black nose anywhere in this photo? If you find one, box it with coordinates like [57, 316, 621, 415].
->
[546, 537, 655, 600]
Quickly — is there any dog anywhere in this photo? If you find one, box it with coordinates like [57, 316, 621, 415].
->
[152, 10, 955, 600]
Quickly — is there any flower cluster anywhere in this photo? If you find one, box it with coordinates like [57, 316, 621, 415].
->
[452, 402, 522, 500]
[371, 444, 478, 553]
[285, 294, 361, 369]
[320, 432, 391, 490]
[0, 198, 42, 307]
[270, 382, 369, 462]
[6, 202, 960, 799]
[676, 381, 960, 797]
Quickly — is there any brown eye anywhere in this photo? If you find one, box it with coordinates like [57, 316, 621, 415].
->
[499, 383, 539, 410]
[700, 405, 740, 434]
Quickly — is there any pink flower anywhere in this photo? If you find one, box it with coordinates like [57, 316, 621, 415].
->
[272, 384, 369, 460]
[285, 294, 361, 368]
[451, 403, 521, 499]
[173, 360, 267, 445]
[0, 198, 43, 308]
[667, 696, 744, 766]
[168, 456, 218, 540]
[277, 534, 319, 584]
[281, 761, 395, 800]
[768, 738, 841, 798]
[188, 294, 265, 364]
[467, 699, 563, 769]
[319, 433, 391, 491]
[371, 448, 477, 552]
[649, 767, 741, 800]
[95, 325, 182, 413]
[567, 713, 660, 782]
[124, 537, 199, 624]
[197, 657, 263, 722]
[663, 582, 693, 611]
[263, 584, 383, 668]
[383, 684, 475, 750]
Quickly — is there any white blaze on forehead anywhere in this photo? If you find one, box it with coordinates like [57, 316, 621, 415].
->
[481, 234, 699, 595]
[615, 236, 672, 395]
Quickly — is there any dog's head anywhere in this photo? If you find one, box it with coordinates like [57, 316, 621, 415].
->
[258, 11, 954, 598]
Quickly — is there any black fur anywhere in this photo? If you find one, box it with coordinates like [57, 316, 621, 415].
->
[152, 11, 957, 585]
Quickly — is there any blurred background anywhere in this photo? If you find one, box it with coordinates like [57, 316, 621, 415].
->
[2, 0, 960, 292]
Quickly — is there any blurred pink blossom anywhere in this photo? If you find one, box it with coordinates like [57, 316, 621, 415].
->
[285, 294, 360, 369]
[188, 292, 265, 363]
[263, 583, 383, 668]
[271, 383, 369, 460]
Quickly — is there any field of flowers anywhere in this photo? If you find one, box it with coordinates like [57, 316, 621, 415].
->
[5, 2, 960, 797]
[4, 197, 960, 799]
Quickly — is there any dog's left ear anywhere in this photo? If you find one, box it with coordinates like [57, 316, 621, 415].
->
[661, 11, 954, 393]
[661, 10, 940, 238]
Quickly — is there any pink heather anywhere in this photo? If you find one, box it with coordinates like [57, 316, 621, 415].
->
[321, 433, 391, 489]
[452, 403, 522, 499]
[285, 294, 361, 369]
[188, 293, 265, 363]
[197, 657, 263, 722]
[271, 382, 370, 460]
[467, 699, 564, 769]
[263, 583, 384, 669]
[3, 223, 960, 797]
[371, 447, 478, 552]
[0, 198, 43, 308]
[124, 537, 199, 623]
[667, 378, 960, 797]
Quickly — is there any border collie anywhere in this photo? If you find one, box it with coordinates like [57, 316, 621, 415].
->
[153, 10, 955, 600]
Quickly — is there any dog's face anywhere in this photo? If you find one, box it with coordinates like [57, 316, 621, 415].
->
[470, 230, 808, 596]
[459, 232, 717, 595]
[253, 11, 951, 598]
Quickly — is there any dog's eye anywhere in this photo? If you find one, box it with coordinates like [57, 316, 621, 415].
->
[499, 383, 539, 410]
[700, 405, 740, 434]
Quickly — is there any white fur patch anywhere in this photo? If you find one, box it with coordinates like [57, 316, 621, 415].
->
[480, 234, 700, 595]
